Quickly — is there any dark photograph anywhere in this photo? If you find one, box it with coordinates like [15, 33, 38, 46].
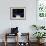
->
[10, 7, 26, 20]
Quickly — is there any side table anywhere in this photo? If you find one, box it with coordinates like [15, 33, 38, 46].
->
[4, 33, 18, 46]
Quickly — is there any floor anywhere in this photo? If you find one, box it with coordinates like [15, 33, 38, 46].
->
[0, 42, 46, 46]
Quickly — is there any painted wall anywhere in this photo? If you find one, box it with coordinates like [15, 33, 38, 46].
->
[0, 0, 37, 42]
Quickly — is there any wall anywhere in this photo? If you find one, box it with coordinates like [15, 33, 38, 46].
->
[0, 0, 36, 42]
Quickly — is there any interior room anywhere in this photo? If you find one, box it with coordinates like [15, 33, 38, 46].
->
[0, 0, 46, 46]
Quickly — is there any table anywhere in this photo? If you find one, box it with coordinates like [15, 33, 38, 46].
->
[4, 33, 18, 46]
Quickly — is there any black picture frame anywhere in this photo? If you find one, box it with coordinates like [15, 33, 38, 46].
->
[10, 7, 26, 20]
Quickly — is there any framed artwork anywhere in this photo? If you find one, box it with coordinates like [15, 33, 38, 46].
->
[37, 0, 46, 19]
[10, 7, 26, 20]
[36, 0, 46, 26]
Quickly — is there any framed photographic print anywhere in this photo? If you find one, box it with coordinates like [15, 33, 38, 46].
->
[10, 7, 26, 20]
[36, 0, 46, 26]
[37, 0, 46, 19]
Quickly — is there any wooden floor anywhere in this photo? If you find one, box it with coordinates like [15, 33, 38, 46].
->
[0, 42, 46, 46]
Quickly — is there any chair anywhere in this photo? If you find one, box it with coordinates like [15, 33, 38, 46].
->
[18, 33, 30, 46]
